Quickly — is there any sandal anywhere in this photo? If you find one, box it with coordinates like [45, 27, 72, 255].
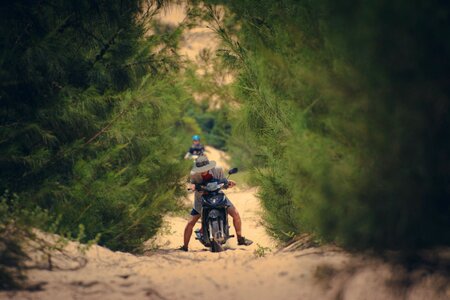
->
[178, 245, 188, 252]
[237, 236, 253, 246]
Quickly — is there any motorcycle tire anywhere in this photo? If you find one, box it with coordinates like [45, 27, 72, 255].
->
[210, 220, 223, 252]
[211, 240, 223, 252]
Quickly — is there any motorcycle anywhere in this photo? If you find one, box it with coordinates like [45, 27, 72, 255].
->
[184, 149, 205, 161]
[192, 167, 238, 252]
[190, 154, 200, 161]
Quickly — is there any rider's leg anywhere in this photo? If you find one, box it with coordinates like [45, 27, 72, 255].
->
[227, 206, 242, 237]
[228, 206, 253, 246]
[183, 214, 201, 248]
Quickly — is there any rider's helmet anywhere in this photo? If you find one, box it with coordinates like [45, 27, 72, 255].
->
[192, 135, 200, 141]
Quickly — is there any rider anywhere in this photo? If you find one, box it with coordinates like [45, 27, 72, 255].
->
[184, 135, 205, 159]
[179, 156, 253, 251]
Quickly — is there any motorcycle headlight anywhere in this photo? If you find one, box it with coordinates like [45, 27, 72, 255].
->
[208, 209, 220, 219]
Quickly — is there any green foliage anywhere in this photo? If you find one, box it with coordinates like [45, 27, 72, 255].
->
[55, 77, 192, 251]
[178, 43, 236, 150]
[253, 243, 271, 258]
[208, 0, 450, 251]
[184, 99, 232, 150]
[0, 0, 193, 253]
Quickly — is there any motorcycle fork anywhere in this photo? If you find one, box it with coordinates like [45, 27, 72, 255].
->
[224, 207, 229, 238]
[215, 208, 229, 242]
[201, 209, 211, 244]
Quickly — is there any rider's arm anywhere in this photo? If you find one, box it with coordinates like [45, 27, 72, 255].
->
[218, 178, 235, 189]
[189, 172, 203, 191]
[213, 168, 236, 189]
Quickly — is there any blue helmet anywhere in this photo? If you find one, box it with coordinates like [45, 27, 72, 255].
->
[192, 135, 200, 141]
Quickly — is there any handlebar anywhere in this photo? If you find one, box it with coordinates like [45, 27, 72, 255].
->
[187, 179, 229, 192]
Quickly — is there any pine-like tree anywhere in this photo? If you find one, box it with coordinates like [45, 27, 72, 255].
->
[208, 0, 450, 251]
[0, 0, 192, 252]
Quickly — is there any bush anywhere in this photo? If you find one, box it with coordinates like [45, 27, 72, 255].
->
[0, 0, 193, 252]
[209, 0, 450, 251]
[184, 100, 232, 150]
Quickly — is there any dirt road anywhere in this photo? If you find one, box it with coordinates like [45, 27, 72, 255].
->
[2, 147, 448, 300]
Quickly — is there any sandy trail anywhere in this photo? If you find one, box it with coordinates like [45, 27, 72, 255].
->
[3, 147, 448, 300]
[133, 146, 278, 299]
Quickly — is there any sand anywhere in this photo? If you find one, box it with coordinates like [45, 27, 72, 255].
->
[2, 146, 449, 300]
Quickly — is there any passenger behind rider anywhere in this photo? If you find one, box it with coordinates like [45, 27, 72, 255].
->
[184, 135, 205, 159]
[179, 156, 253, 251]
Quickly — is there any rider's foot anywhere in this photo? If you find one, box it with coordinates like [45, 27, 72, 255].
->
[237, 236, 253, 246]
[178, 245, 188, 252]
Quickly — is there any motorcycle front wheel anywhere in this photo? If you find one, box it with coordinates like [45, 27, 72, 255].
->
[210, 220, 224, 252]
[211, 240, 223, 252]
